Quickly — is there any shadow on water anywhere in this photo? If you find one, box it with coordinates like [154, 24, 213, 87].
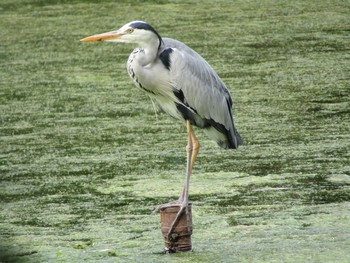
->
[0, 246, 38, 263]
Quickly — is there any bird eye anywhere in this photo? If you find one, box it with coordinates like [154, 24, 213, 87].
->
[126, 28, 134, 33]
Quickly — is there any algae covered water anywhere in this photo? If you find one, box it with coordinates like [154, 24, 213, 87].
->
[1, 0, 349, 262]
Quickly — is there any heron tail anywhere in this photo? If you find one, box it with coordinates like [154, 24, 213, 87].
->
[229, 127, 243, 149]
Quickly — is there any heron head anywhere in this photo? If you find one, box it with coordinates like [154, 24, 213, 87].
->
[80, 21, 162, 47]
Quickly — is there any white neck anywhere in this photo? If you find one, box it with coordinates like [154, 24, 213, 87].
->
[137, 37, 160, 66]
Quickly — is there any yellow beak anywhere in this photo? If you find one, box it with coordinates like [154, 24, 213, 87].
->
[80, 30, 121, 42]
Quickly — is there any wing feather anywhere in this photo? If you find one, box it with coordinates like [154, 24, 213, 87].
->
[164, 39, 231, 120]
[166, 38, 239, 132]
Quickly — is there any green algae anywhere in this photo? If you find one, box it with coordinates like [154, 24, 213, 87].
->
[1, 0, 349, 262]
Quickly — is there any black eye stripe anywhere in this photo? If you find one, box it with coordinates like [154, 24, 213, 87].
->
[129, 22, 163, 48]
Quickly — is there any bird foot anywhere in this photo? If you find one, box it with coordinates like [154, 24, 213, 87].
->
[167, 205, 188, 241]
[153, 200, 191, 241]
[151, 200, 182, 215]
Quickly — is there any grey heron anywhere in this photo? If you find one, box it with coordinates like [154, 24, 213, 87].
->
[81, 21, 242, 238]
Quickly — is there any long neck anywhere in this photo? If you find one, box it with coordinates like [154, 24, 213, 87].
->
[137, 37, 160, 66]
[127, 37, 160, 89]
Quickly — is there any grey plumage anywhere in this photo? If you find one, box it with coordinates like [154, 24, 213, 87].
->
[81, 21, 242, 149]
[124, 23, 242, 149]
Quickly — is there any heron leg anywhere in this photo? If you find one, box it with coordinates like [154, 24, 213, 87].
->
[180, 120, 200, 204]
[167, 120, 199, 239]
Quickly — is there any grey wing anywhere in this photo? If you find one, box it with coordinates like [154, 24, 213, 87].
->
[162, 38, 242, 149]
